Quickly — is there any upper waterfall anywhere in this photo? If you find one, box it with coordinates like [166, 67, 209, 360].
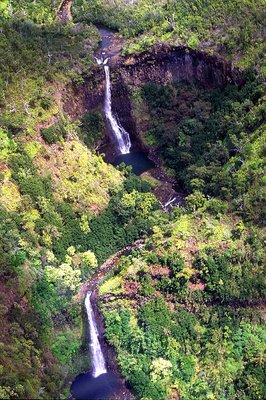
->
[85, 292, 107, 377]
[96, 57, 131, 154]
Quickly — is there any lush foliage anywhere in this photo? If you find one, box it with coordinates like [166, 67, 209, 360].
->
[0, 0, 265, 399]
[0, 5, 159, 394]
[78, 111, 105, 148]
[0, 17, 99, 135]
[76, 0, 266, 70]
[100, 211, 266, 399]
[40, 119, 68, 144]
[1, 1, 62, 23]
[0, 122, 159, 397]
[133, 76, 266, 224]
[102, 60, 265, 400]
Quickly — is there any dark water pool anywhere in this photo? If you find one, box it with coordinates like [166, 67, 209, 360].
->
[71, 372, 119, 400]
[113, 151, 155, 175]
[96, 27, 121, 58]
[98, 27, 114, 49]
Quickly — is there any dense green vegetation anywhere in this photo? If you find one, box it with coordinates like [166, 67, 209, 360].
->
[78, 111, 105, 148]
[0, 2, 160, 397]
[134, 75, 265, 224]
[0, 6, 99, 136]
[100, 211, 265, 400]
[1, 1, 62, 23]
[82, 3, 265, 399]
[0, 126, 160, 397]
[0, 1, 265, 399]
[76, 0, 266, 70]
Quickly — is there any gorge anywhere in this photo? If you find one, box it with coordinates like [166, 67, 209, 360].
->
[71, 24, 262, 400]
[0, 2, 265, 400]
[62, 27, 236, 205]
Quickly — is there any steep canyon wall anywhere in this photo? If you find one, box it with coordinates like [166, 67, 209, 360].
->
[62, 45, 238, 155]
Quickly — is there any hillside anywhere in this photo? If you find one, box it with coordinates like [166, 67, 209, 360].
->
[0, 1, 265, 399]
[76, 0, 266, 71]
[99, 212, 265, 399]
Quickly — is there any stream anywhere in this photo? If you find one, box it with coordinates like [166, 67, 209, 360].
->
[95, 28, 182, 209]
[71, 28, 181, 400]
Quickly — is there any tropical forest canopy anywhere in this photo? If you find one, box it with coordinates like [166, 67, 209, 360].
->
[0, 1, 265, 399]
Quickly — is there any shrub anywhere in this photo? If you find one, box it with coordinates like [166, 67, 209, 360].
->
[79, 111, 104, 148]
[41, 120, 67, 144]
[186, 190, 206, 211]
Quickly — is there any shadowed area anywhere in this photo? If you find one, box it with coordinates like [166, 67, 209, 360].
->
[113, 151, 155, 175]
[71, 372, 119, 400]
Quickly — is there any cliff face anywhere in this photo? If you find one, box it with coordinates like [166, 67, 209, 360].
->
[62, 72, 105, 120]
[111, 45, 234, 89]
[62, 45, 237, 156]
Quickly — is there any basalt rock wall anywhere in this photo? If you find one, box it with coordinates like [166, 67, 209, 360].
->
[62, 70, 117, 156]
[111, 45, 236, 89]
[62, 45, 238, 157]
[108, 71, 138, 150]
[62, 70, 105, 120]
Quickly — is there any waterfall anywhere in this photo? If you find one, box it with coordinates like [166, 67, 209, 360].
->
[104, 64, 131, 154]
[96, 57, 131, 154]
[85, 292, 107, 377]
[160, 195, 179, 212]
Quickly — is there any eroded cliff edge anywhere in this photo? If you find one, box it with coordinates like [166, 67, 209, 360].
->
[62, 44, 241, 158]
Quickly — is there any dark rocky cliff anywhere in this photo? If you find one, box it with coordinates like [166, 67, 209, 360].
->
[111, 44, 235, 89]
[62, 72, 105, 120]
[62, 45, 239, 157]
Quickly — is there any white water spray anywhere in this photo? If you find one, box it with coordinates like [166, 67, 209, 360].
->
[85, 292, 107, 377]
[160, 195, 179, 212]
[96, 57, 131, 154]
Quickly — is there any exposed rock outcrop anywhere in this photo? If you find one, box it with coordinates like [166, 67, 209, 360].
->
[62, 72, 105, 120]
[111, 44, 235, 89]
[62, 44, 240, 159]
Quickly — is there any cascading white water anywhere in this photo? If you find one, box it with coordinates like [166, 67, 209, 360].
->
[96, 57, 131, 154]
[85, 291, 107, 377]
[159, 195, 179, 212]
[104, 64, 131, 154]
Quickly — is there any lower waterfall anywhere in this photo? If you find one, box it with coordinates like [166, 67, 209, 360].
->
[85, 292, 107, 377]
